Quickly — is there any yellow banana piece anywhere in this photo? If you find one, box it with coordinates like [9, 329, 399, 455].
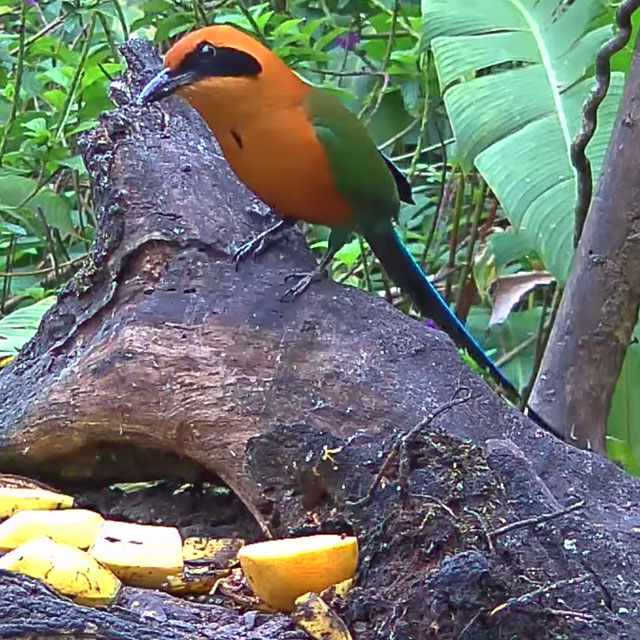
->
[0, 487, 74, 520]
[89, 520, 183, 588]
[292, 592, 353, 640]
[0, 509, 104, 550]
[0, 536, 121, 606]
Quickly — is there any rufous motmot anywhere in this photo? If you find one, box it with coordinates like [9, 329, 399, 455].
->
[137, 25, 516, 396]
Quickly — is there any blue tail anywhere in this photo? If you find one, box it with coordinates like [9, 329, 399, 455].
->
[365, 226, 517, 396]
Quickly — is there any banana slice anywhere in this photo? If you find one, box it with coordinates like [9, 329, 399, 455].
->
[89, 520, 183, 588]
[0, 487, 73, 520]
[0, 509, 103, 550]
[0, 536, 121, 606]
[292, 591, 353, 640]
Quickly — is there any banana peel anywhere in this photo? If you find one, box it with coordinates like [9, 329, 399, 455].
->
[292, 591, 353, 640]
[89, 520, 183, 588]
[182, 536, 244, 566]
[320, 578, 354, 602]
[0, 487, 74, 520]
[165, 537, 244, 595]
[238, 534, 358, 612]
[0, 536, 121, 606]
[0, 508, 103, 551]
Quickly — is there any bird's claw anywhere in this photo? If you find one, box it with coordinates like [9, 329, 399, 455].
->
[233, 219, 293, 270]
[280, 270, 325, 303]
[233, 237, 266, 269]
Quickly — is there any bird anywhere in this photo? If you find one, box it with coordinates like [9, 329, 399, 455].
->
[136, 24, 516, 396]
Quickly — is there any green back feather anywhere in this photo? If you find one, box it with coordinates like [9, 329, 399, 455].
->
[304, 87, 399, 234]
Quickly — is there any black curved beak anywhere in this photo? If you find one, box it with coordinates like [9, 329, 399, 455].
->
[136, 68, 198, 106]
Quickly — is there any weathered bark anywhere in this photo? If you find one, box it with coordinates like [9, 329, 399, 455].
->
[0, 569, 301, 640]
[1, 39, 640, 639]
[530, 31, 640, 451]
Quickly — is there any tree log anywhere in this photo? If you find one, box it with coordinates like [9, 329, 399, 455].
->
[1, 39, 640, 639]
[530, 29, 640, 452]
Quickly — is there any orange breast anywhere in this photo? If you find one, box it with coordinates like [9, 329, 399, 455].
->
[211, 105, 351, 227]
[177, 75, 352, 228]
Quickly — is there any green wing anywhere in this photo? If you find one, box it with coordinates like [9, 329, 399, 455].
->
[304, 87, 400, 233]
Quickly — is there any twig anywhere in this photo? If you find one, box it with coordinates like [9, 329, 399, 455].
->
[463, 507, 494, 553]
[455, 178, 486, 316]
[98, 12, 121, 63]
[54, 14, 96, 140]
[489, 574, 591, 617]
[0, 0, 27, 166]
[457, 609, 483, 639]
[444, 169, 464, 302]
[490, 500, 586, 538]
[9, 15, 63, 55]
[359, 0, 401, 124]
[0, 255, 86, 279]
[571, 0, 640, 245]
[519, 282, 558, 411]
[495, 329, 543, 368]
[36, 207, 60, 286]
[378, 116, 420, 152]
[1, 236, 16, 316]
[545, 607, 597, 622]
[420, 120, 449, 268]
[111, 0, 130, 40]
[407, 68, 431, 183]
[235, 0, 267, 44]
[347, 388, 472, 507]
[192, 0, 208, 26]
[357, 235, 373, 293]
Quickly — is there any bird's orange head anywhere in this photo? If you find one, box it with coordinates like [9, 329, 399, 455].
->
[137, 25, 304, 110]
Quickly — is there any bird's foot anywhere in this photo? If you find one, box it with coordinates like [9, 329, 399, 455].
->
[233, 235, 269, 266]
[280, 268, 326, 303]
[233, 219, 294, 270]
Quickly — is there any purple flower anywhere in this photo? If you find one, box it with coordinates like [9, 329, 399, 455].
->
[25, 0, 38, 4]
[424, 318, 440, 331]
[337, 31, 360, 51]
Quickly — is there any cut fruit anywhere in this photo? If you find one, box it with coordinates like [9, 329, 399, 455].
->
[163, 568, 230, 594]
[0, 487, 74, 520]
[165, 537, 245, 595]
[292, 591, 353, 640]
[238, 534, 358, 612]
[0, 509, 104, 551]
[182, 536, 244, 566]
[89, 520, 183, 588]
[0, 536, 121, 606]
[320, 577, 354, 602]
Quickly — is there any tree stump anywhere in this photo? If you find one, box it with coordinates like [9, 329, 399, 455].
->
[1, 39, 640, 639]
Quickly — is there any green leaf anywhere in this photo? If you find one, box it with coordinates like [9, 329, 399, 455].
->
[54, 154, 86, 172]
[0, 297, 56, 357]
[467, 307, 541, 392]
[607, 321, 640, 475]
[422, 0, 623, 283]
[0, 175, 35, 206]
[31, 189, 73, 235]
[0, 221, 27, 236]
[0, 175, 72, 235]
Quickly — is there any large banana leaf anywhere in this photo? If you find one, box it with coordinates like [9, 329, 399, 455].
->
[421, 0, 624, 283]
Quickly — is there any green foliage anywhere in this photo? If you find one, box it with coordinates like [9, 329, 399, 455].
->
[422, 0, 623, 284]
[0, 294, 54, 357]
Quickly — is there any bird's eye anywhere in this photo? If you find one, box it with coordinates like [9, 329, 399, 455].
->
[198, 43, 217, 58]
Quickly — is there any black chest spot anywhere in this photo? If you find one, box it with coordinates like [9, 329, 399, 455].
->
[230, 129, 243, 150]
